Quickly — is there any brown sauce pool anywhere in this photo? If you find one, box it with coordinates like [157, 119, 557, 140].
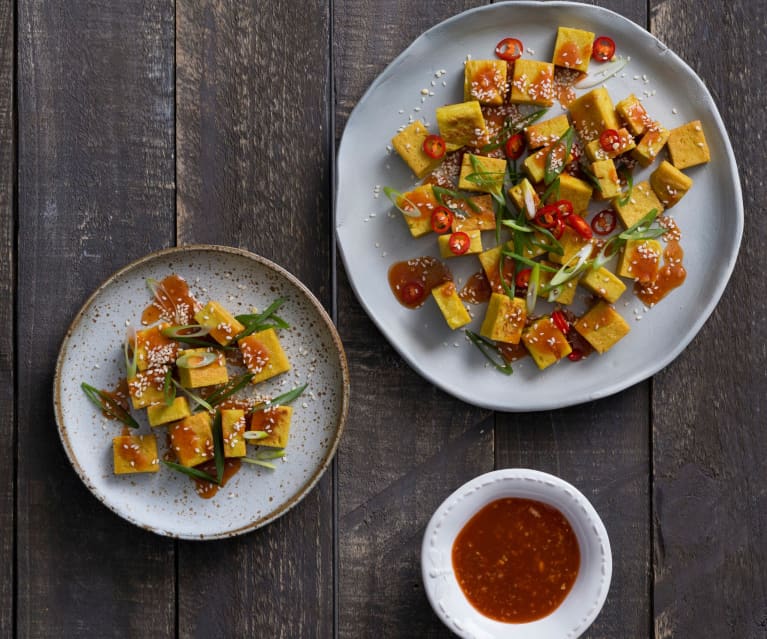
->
[388, 256, 452, 309]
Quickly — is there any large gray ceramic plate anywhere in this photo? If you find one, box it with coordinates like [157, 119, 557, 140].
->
[336, 1, 742, 411]
[54, 246, 349, 539]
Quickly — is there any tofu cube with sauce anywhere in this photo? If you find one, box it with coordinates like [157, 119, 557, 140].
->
[585, 127, 636, 162]
[548, 226, 591, 265]
[431, 281, 471, 330]
[523, 143, 572, 184]
[391, 120, 443, 179]
[650, 160, 693, 208]
[590, 159, 621, 200]
[631, 123, 669, 167]
[135, 323, 178, 372]
[580, 266, 627, 303]
[113, 434, 160, 474]
[574, 301, 630, 354]
[568, 88, 620, 143]
[169, 412, 214, 468]
[458, 154, 506, 193]
[478, 243, 515, 292]
[438, 230, 483, 259]
[436, 101, 486, 151]
[549, 173, 593, 214]
[194, 301, 245, 346]
[667, 120, 710, 169]
[127, 367, 167, 409]
[397, 184, 438, 238]
[177, 348, 229, 388]
[480, 293, 527, 344]
[450, 195, 496, 232]
[618, 239, 663, 282]
[250, 406, 293, 449]
[147, 396, 192, 427]
[539, 262, 579, 305]
[464, 59, 508, 106]
[552, 27, 595, 72]
[508, 178, 540, 216]
[221, 408, 247, 458]
[509, 59, 555, 107]
[611, 180, 664, 229]
[522, 317, 572, 369]
[524, 114, 571, 150]
[238, 328, 291, 384]
[615, 94, 652, 136]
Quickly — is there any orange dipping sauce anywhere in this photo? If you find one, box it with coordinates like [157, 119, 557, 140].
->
[451, 497, 580, 623]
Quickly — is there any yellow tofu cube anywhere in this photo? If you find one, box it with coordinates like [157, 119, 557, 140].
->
[436, 101, 486, 151]
[238, 328, 291, 384]
[612, 180, 665, 229]
[221, 409, 247, 458]
[591, 159, 621, 200]
[478, 243, 515, 293]
[147, 396, 192, 427]
[508, 178, 540, 216]
[522, 317, 572, 369]
[396, 184, 438, 238]
[615, 94, 652, 136]
[650, 160, 693, 208]
[568, 88, 620, 142]
[580, 266, 627, 303]
[113, 434, 160, 474]
[458, 153, 506, 193]
[618, 239, 662, 282]
[169, 412, 214, 467]
[509, 59, 555, 107]
[631, 123, 669, 167]
[127, 367, 167, 409]
[391, 120, 443, 179]
[194, 301, 245, 346]
[523, 143, 572, 184]
[552, 26, 595, 72]
[667, 120, 710, 169]
[549, 225, 591, 265]
[431, 281, 471, 330]
[574, 301, 630, 354]
[539, 262, 579, 305]
[135, 323, 178, 372]
[438, 230, 483, 258]
[250, 406, 293, 449]
[177, 348, 229, 388]
[549, 173, 593, 214]
[480, 293, 527, 344]
[585, 127, 636, 162]
[451, 195, 496, 232]
[524, 114, 571, 150]
[464, 59, 508, 105]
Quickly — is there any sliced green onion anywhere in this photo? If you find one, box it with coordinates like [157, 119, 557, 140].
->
[501, 251, 559, 272]
[124, 328, 138, 379]
[234, 299, 289, 340]
[163, 367, 175, 406]
[617, 168, 634, 206]
[241, 457, 277, 470]
[526, 263, 540, 314]
[575, 56, 629, 89]
[481, 107, 548, 152]
[211, 412, 225, 484]
[256, 449, 286, 461]
[539, 176, 561, 204]
[244, 430, 268, 441]
[544, 127, 574, 185]
[466, 331, 514, 375]
[162, 460, 219, 484]
[176, 351, 218, 369]
[502, 219, 534, 233]
[547, 285, 564, 303]
[205, 373, 256, 408]
[619, 208, 661, 240]
[499, 253, 516, 300]
[383, 186, 421, 218]
[172, 380, 213, 412]
[549, 244, 593, 288]
[432, 185, 481, 213]
[592, 236, 624, 270]
[162, 324, 211, 339]
[523, 181, 537, 219]
[251, 383, 308, 413]
[467, 155, 504, 198]
[529, 226, 564, 256]
[81, 382, 139, 428]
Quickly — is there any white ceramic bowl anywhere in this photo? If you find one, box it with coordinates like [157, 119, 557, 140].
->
[421, 469, 612, 639]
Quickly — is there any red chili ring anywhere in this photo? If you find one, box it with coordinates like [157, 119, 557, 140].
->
[591, 209, 617, 236]
[567, 214, 593, 240]
[552, 310, 570, 335]
[599, 129, 621, 154]
[448, 231, 471, 255]
[592, 36, 616, 62]
[422, 134, 446, 159]
[495, 37, 524, 62]
[430, 206, 454, 234]
[505, 133, 526, 160]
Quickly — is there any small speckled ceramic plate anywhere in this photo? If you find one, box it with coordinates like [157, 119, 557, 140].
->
[54, 245, 349, 539]
[422, 469, 611, 639]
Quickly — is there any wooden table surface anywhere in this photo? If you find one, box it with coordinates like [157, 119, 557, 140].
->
[1, 1, 765, 637]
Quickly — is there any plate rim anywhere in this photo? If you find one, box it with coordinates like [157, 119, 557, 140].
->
[335, 0, 743, 412]
[53, 244, 350, 539]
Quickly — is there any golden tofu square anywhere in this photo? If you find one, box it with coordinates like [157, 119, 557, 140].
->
[438, 230, 483, 259]
[478, 243, 515, 293]
[508, 178, 540, 215]
[618, 239, 662, 282]
[631, 123, 669, 167]
[650, 160, 693, 208]
[194, 301, 245, 346]
[135, 323, 178, 372]
[523, 143, 572, 184]
[113, 434, 160, 474]
[147, 396, 192, 427]
[548, 226, 590, 265]
[509, 59, 555, 107]
[169, 412, 214, 468]
[539, 262, 579, 305]
[250, 406, 293, 449]
[221, 408, 247, 458]
[522, 317, 572, 370]
[552, 27, 594, 72]
[568, 88, 620, 142]
[524, 114, 571, 150]
[127, 367, 167, 409]
[480, 293, 527, 344]
[391, 120, 443, 179]
[667, 120, 710, 169]
[552, 173, 593, 214]
[464, 59, 508, 105]
[612, 180, 665, 229]
[177, 348, 229, 388]
[436, 101, 486, 151]
[451, 195, 496, 232]
[590, 159, 621, 200]
[458, 153, 507, 193]
[580, 266, 627, 304]
[397, 184, 438, 238]
[574, 301, 630, 354]
[431, 281, 471, 330]
[585, 127, 636, 162]
[238, 328, 291, 384]
[615, 94, 652, 136]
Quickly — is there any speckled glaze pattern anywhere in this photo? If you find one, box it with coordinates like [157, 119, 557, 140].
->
[54, 245, 349, 539]
[421, 469, 612, 639]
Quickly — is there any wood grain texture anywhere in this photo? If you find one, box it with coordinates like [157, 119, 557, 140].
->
[16, 1, 176, 637]
[650, 1, 767, 637]
[0, 1, 14, 636]
[175, 2, 334, 637]
[333, 1, 493, 637]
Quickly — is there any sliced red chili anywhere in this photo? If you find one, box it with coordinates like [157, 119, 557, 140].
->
[551, 310, 569, 335]
[592, 36, 616, 62]
[422, 134, 446, 159]
[430, 206, 453, 234]
[504, 133, 526, 160]
[495, 37, 524, 62]
[568, 348, 584, 362]
[448, 232, 471, 256]
[515, 268, 531, 289]
[551, 216, 566, 239]
[535, 207, 558, 229]
[401, 282, 425, 306]
[567, 214, 593, 239]
[552, 199, 573, 217]
[591, 209, 617, 235]
[599, 129, 621, 154]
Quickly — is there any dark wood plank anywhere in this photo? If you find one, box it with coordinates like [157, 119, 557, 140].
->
[174, 2, 334, 637]
[16, 2, 176, 636]
[650, 1, 767, 637]
[0, 1, 14, 636]
[333, 1, 494, 637]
